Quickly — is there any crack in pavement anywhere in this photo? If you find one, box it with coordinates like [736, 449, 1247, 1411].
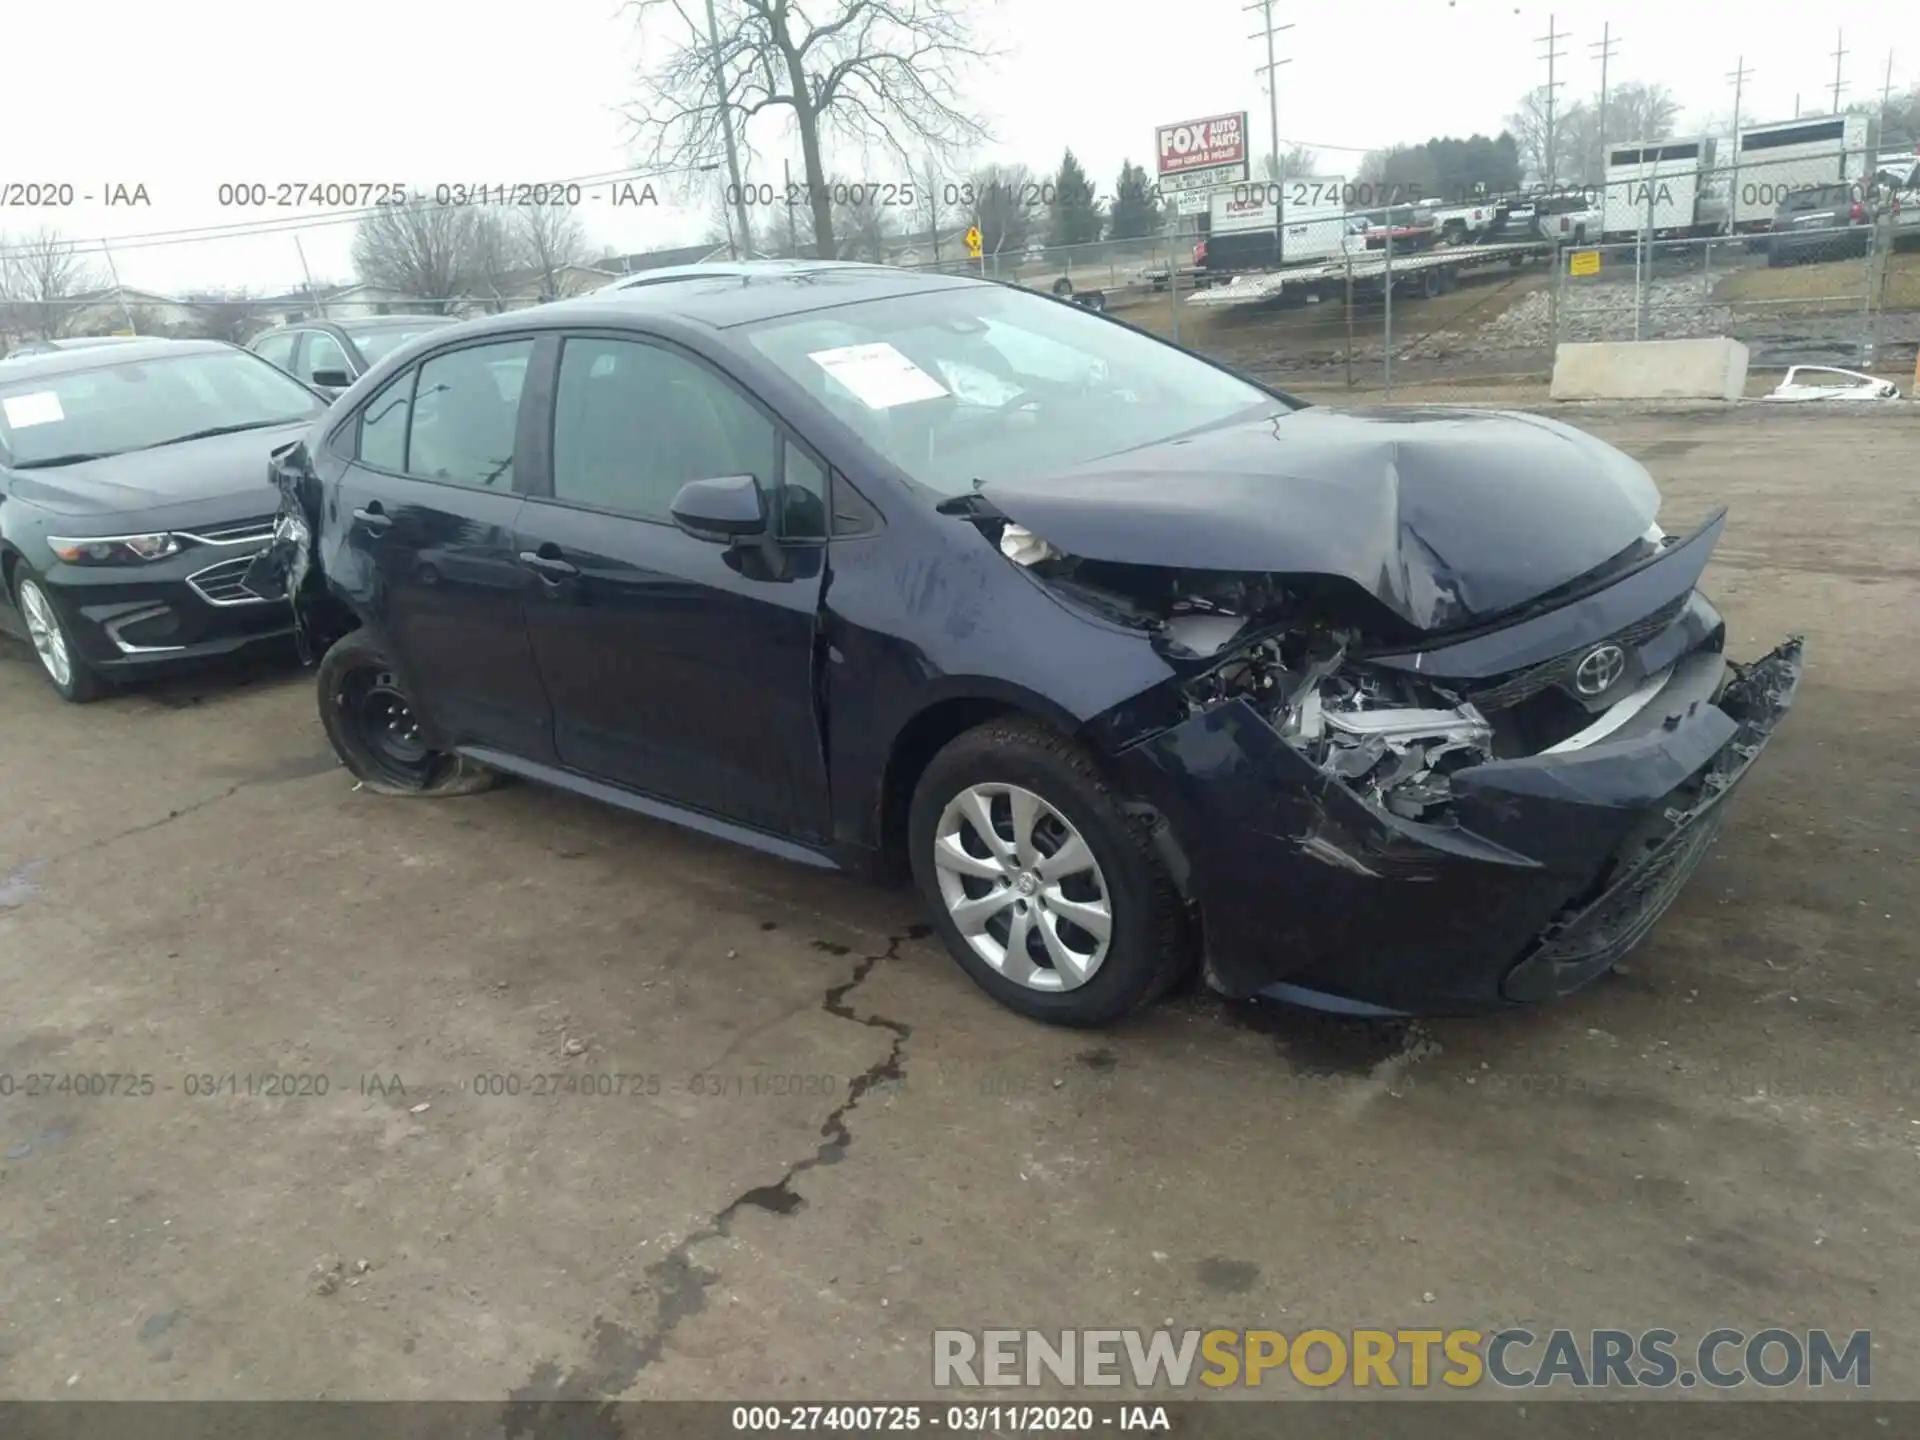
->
[504, 926, 928, 1419]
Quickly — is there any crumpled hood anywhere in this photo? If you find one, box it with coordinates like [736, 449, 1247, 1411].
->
[976, 406, 1663, 632]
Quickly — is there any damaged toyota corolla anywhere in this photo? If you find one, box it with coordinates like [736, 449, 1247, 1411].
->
[247, 261, 1802, 1027]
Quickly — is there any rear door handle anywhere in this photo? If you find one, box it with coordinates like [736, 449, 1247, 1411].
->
[352, 503, 392, 532]
[519, 550, 579, 580]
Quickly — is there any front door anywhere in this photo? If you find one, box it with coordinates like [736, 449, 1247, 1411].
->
[513, 333, 831, 839]
[332, 336, 554, 760]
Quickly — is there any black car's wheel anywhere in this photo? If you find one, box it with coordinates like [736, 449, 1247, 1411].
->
[11, 569, 106, 703]
[907, 717, 1191, 1027]
[316, 630, 495, 797]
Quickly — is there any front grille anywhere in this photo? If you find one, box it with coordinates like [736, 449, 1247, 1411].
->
[187, 554, 277, 607]
[179, 515, 278, 545]
[1468, 594, 1688, 712]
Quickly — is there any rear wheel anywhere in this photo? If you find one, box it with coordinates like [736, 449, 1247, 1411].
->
[907, 718, 1190, 1027]
[316, 630, 495, 797]
[12, 570, 105, 703]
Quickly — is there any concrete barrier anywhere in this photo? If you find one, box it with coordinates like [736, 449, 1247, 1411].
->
[1550, 337, 1750, 402]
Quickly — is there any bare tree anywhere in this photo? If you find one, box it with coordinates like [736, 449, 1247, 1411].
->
[350, 200, 482, 313]
[831, 177, 899, 260]
[625, 0, 996, 259]
[969, 162, 1038, 258]
[183, 290, 269, 344]
[464, 210, 523, 313]
[0, 228, 103, 340]
[515, 206, 591, 298]
[1257, 144, 1317, 181]
[912, 152, 952, 266]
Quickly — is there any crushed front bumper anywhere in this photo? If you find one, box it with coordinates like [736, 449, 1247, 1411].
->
[1114, 635, 1805, 1016]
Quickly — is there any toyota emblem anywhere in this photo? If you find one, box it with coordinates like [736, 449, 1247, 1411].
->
[1573, 644, 1627, 696]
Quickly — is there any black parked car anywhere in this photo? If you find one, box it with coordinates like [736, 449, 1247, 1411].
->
[1767, 184, 1872, 266]
[250, 315, 459, 398]
[254, 262, 1803, 1026]
[3, 335, 165, 361]
[0, 339, 328, 700]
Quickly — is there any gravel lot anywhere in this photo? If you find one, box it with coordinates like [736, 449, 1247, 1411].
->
[1, 405, 1916, 1410]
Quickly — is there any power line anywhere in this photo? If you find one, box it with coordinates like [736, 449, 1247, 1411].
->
[1244, 0, 1295, 184]
[0, 162, 725, 262]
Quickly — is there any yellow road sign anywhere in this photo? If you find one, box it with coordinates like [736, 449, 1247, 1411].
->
[965, 225, 983, 258]
[1568, 248, 1601, 277]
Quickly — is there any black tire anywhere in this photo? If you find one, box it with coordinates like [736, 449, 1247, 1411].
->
[316, 629, 495, 797]
[10, 569, 107, 703]
[907, 717, 1191, 1027]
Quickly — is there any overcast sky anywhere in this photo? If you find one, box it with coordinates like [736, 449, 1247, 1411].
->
[2, 0, 1909, 295]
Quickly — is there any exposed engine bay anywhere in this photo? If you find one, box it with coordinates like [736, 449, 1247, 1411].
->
[995, 525, 1500, 823]
[1182, 628, 1492, 822]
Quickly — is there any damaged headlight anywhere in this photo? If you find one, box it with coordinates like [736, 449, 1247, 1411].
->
[1187, 634, 1493, 821]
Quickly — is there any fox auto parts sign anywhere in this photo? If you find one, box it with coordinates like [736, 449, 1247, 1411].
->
[1155, 112, 1250, 193]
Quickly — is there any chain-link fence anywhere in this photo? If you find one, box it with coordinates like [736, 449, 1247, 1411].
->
[938, 215, 1911, 405]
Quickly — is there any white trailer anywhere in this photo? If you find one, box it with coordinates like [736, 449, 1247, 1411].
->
[1602, 139, 1719, 239]
[1730, 113, 1872, 229]
[1198, 178, 1353, 274]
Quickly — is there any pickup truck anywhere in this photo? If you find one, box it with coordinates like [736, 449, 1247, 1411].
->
[1419, 199, 1497, 245]
[1535, 192, 1603, 247]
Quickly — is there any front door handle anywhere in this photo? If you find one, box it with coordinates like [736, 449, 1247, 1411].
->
[352, 503, 392, 532]
[519, 549, 579, 581]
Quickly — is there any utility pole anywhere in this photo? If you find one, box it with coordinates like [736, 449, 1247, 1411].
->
[1829, 29, 1848, 116]
[703, 0, 752, 259]
[1591, 24, 1621, 185]
[1536, 13, 1571, 184]
[1246, 1, 1293, 252]
[1880, 52, 1897, 149]
[1727, 57, 1753, 231]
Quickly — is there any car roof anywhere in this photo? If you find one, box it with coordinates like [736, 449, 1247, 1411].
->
[0, 337, 233, 380]
[563, 259, 988, 328]
[336, 314, 459, 330]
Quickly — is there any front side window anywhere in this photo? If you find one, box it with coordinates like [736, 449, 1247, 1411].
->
[549, 337, 778, 523]
[253, 330, 297, 369]
[302, 331, 351, 382]
[743, 285, 1287, 497]
[357, 368, 414, 471]
[403, 340, 533, 488]
[0, 349, 324, 469]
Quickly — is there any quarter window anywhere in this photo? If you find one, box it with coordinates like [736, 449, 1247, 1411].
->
[357, 368, 415, 471]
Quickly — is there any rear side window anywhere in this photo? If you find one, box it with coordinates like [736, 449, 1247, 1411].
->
[357, 368, 415, 471]
[404, 340, 534, 489]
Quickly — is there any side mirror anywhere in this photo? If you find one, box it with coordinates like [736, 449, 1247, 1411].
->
[310, 368, 352, 390]
[670, 474, 767, 543]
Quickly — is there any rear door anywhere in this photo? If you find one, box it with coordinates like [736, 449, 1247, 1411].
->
[511, 330, 832, 839]
[328, 335, 554, 759]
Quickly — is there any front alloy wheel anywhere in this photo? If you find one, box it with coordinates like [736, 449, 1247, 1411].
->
[933, 783, 1113, 992]
[14, 573, 104, 702]
[908, 718, 1192, 1027]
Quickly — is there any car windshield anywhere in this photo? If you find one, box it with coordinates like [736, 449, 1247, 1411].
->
[0, 348, 324, 467]
[344, 322, 452, 366]
[742, 285, 1286, 496]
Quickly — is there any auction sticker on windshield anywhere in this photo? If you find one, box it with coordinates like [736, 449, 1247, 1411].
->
[2, 392, 65, 428]
[808, 342, 949, 409]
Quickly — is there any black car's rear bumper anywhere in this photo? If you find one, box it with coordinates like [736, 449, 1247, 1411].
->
[1115, 635, 1804, 1016]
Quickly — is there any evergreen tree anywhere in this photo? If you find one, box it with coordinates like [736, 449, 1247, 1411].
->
[1048, 149, 1103, 247]
[1107, 160, 1162, 240]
